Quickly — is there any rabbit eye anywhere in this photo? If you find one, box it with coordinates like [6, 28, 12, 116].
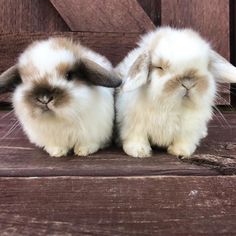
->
[156, 66, 163, 70]
[151, 65, 164, 71]
[65, 71, 74, 81]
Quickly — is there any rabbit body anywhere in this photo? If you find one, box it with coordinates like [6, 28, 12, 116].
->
[116, 28, 221, 158]
[4, 38, 121, 157]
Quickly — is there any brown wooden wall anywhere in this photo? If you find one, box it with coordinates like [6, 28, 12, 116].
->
[0, 0, 234, 105]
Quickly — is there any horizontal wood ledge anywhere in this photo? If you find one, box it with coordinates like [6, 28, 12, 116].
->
[0, 176, 235, 236]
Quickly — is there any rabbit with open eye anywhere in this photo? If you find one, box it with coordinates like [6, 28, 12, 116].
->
[116, 27, 236, 158]
[0, 38, 121, 157]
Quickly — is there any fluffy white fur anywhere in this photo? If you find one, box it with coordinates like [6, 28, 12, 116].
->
[116, 27, 236, 158]
[13, 38, 116, 157]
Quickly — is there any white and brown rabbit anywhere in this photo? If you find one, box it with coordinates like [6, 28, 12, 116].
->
[116, 27, 236, 158]
[0, 38, 121, 157]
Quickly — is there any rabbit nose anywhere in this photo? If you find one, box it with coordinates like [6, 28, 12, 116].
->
[36, 95, 54, 104]
[181, 78, 196, 90]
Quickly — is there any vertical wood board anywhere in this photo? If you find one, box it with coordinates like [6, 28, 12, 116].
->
[0, 0, 69, 33]
[50, 0, 155, 32]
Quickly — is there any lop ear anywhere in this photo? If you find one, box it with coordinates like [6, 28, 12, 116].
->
[78, 59, 122, 88]
[209, 50, 236, 83]
[0, 65, 22, 93]
[122, 51, 151, 91]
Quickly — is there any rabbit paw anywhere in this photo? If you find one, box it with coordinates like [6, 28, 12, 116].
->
[44, 146, 68, 157]
[74, 144, 99, 157]
[123, 142, 152, 158]
[167, 143, 195, 158]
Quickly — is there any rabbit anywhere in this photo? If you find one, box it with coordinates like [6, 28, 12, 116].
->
[0, 37, 121, 157]
[116, 27, 236, 158]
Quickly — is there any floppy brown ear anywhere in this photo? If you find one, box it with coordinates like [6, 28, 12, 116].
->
[122, 51, 151, 91]
[78, 59, 122, 88]
[209, 50, 236, 83]
[0, 65, 22, 93]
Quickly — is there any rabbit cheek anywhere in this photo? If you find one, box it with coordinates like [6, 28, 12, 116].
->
[163, 79, 180, 95]
[52, 89, 71, 108]
[195, 78, 209, 95]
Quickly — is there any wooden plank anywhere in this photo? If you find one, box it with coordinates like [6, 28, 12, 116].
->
[161, 0, 231, 104]
[137, 0, 161, 26]
[50, 0, 155, 32]
[0, 0, 69, 33]
[0, 32, 140, 71]
[0, 112, 235, 177]
[0, 176, 235, 235]
[0, 145, 219, 177]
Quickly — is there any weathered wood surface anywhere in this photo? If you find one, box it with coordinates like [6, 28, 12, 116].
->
[138, 0, 161, 26]
[0, 112, 235, 177]
[50, 0, 155, 32]
[0, 176, 235, 235]
[0, 0, 69, 33]
[184, 113, 236, 175]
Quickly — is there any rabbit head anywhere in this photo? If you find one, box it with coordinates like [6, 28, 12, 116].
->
[0, 37, 121, 120]
[121, 27, 236, 107]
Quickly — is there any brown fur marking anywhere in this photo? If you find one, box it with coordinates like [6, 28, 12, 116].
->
[56, 63, 72, 76]
[164, 69, 209, 94]
[164, 79, 180, 93]
[24, 77, 71, 117]
[129, 53, 150, 78]
[196, 76, 209, 93]
[51, 37, 79, 53]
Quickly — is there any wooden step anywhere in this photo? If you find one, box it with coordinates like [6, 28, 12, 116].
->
[0, 112, 235, 176]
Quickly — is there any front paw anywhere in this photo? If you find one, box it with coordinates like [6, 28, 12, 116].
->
[74, 144, 99, 157]
[167, 144, 195, 158]
[44, 146, 68, 157]
[123, 142, 152, 158]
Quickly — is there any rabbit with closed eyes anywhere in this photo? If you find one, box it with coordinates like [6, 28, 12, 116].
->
[0, 37, 121, 157]
[116, 27, 236, 158]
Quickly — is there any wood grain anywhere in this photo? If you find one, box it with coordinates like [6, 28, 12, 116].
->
[0, 112, 235, 177]
[50, 0, 155, 32]
[137, 0, 161, 26]
[0, 0, 69, 33]
[0, 176, 235, 235]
